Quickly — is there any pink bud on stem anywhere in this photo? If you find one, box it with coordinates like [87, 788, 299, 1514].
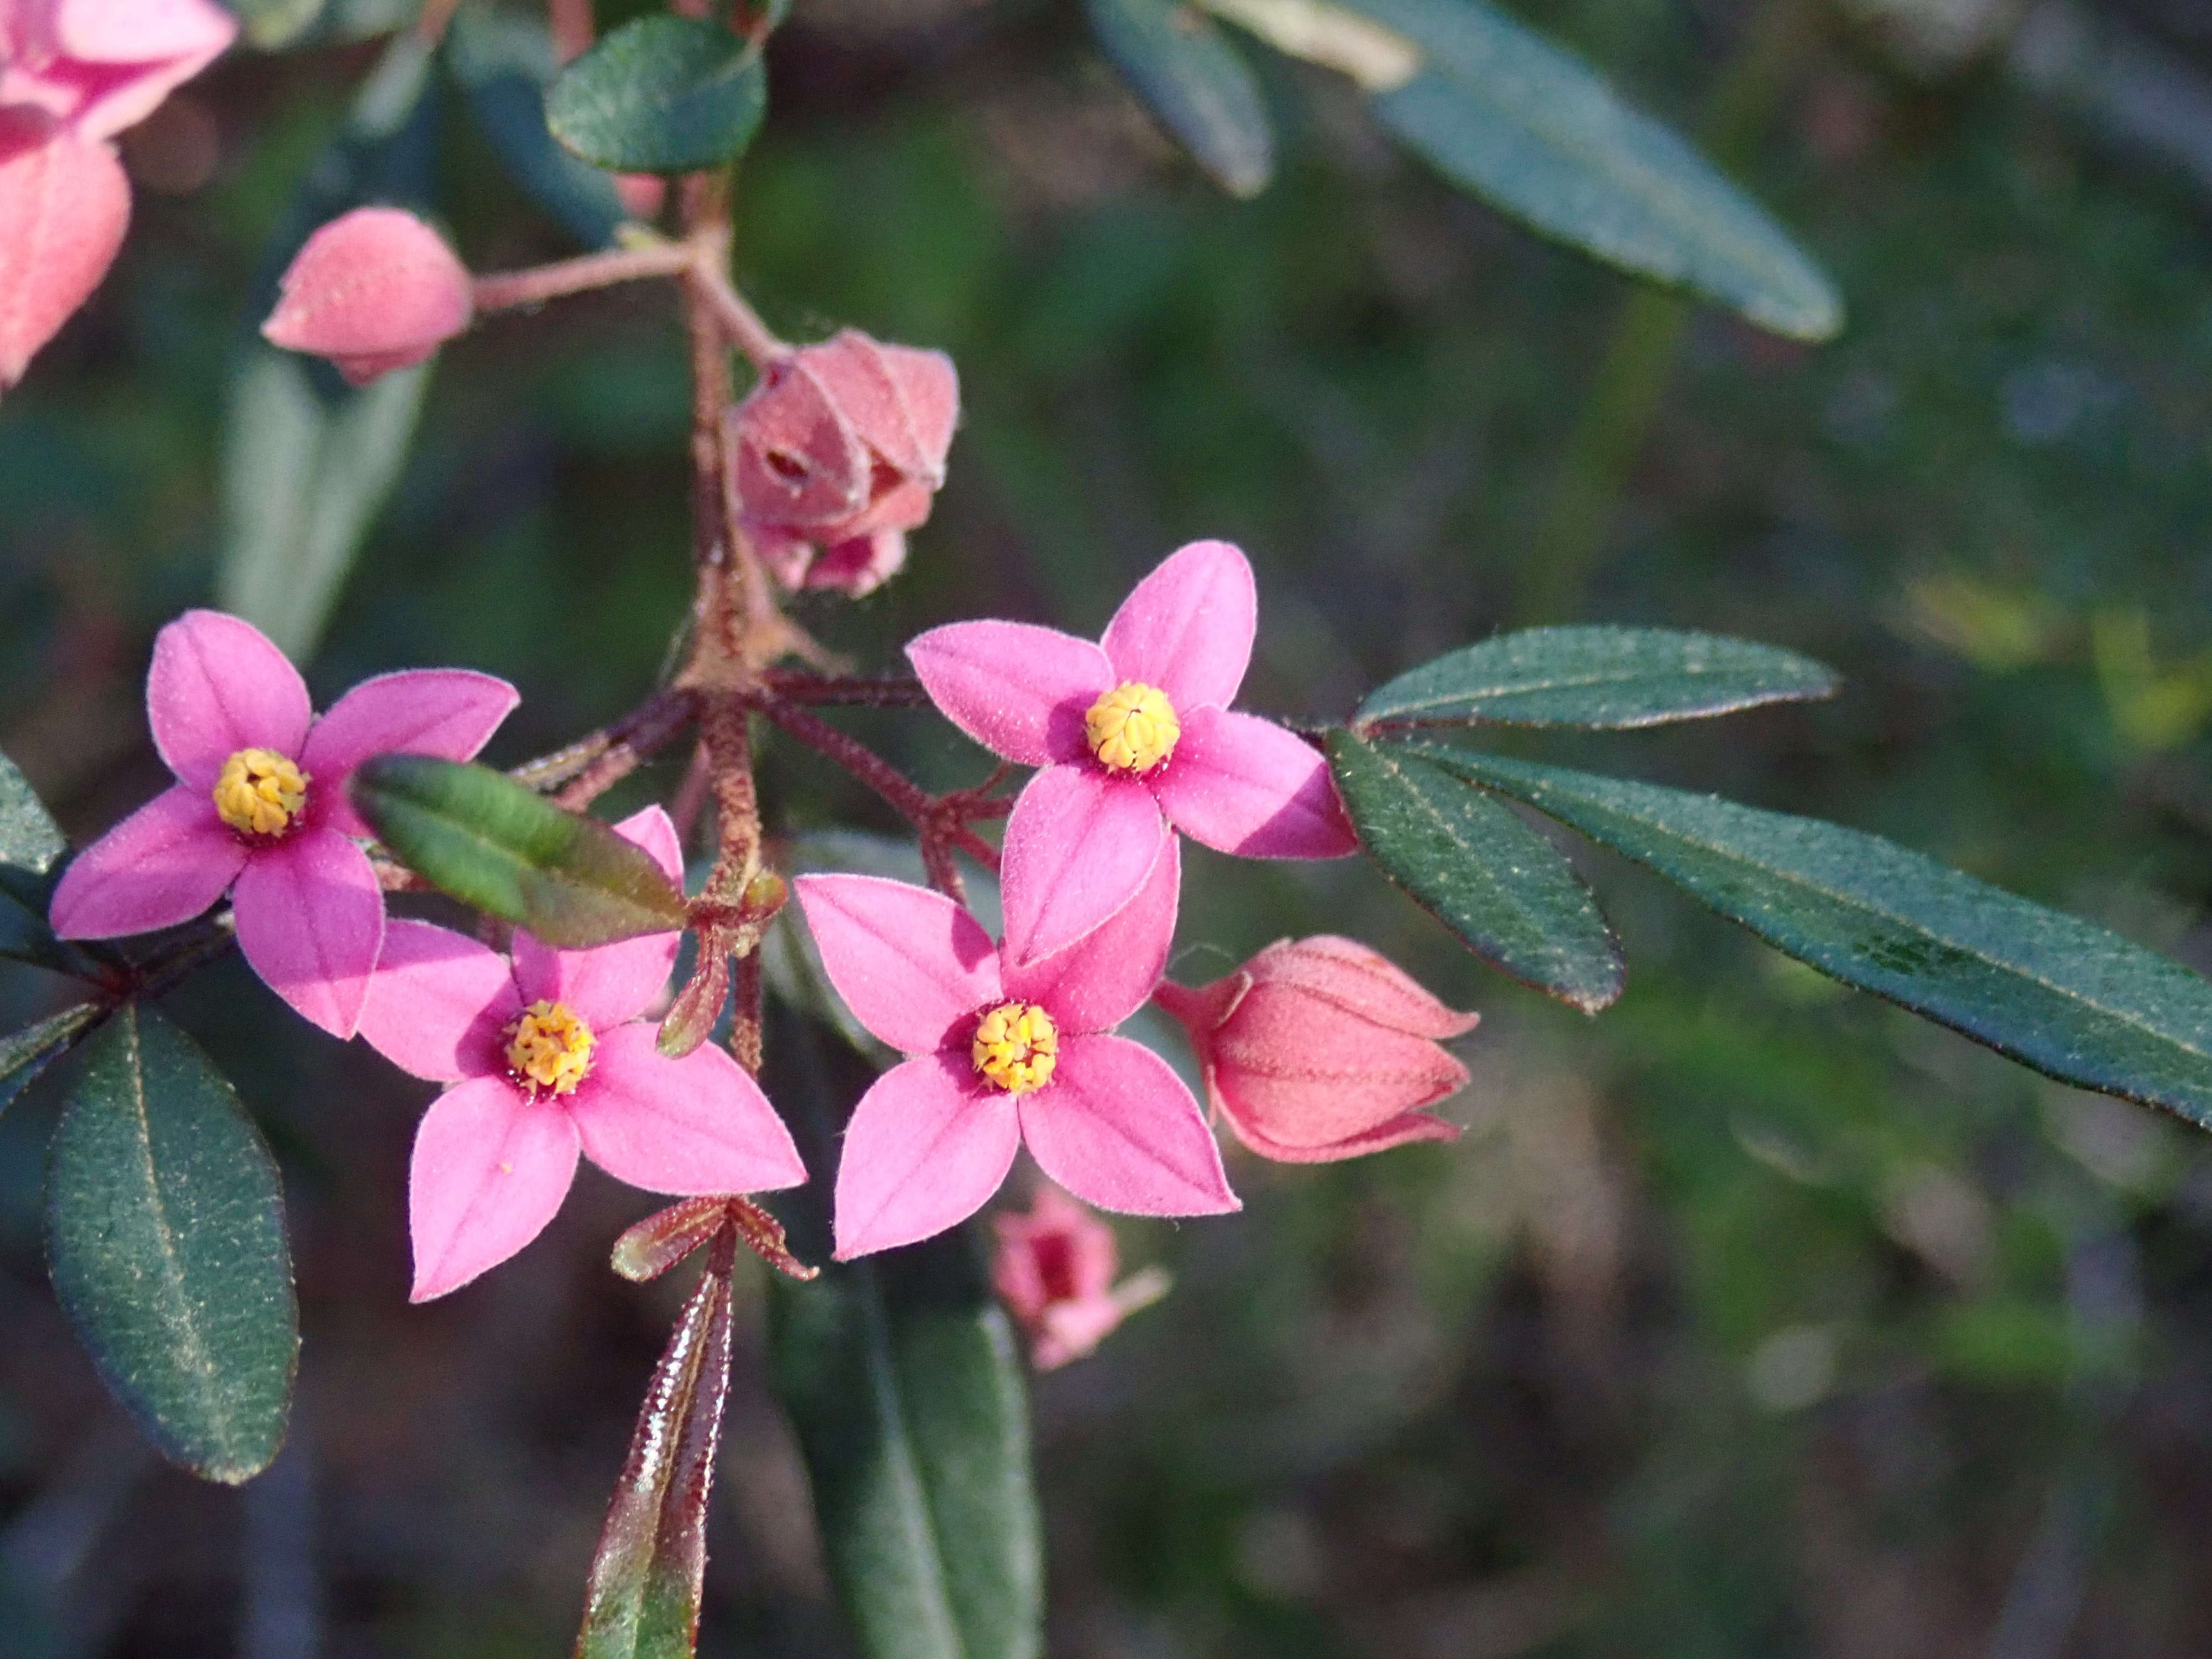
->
[261, 207, 474, 386]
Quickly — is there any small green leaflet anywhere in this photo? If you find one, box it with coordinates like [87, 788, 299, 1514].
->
[0, 1003, 103, 1113]
[351, 755, 690, 948]
[1328, 729, 1622, 1010]
[547, 17, 768, 175]
[0, 750, 64, 874]
[1423, 747, 2212, 1124]
[45, 1005, 298, 1484]
[1086, 0, 1275, 197]
[1357, 626, 1839, 729]
[0, 749, 78, 975]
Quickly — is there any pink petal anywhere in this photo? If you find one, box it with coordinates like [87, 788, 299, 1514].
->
[998, 763, 1167, 969]
[724, 353, 870, 528]
[46, 782, 243, 938]
[1018, 1034, 1237, 1217]
[1248, 935, 1479, 1040]
[1218, 1100, 1460, 1163]
[355, 918, 519, 1082]
[906, 622, 1113, 767]
[801, 331, 935, 477]
[408, 1076, 580, 1301]
[231, 829, 385, 1039]
[568, 1024, 806, 1195]
[877, 341, 959, 478]
[50, 0, 234, 138]
[832, 1052, 1021, 1260]
[1005, 835, 1178, 1036]
[0, 132, 129, 391]
[301, 668, 519, 837]
[145, 610, 312, 790]
[512, 807, 684, 1027]
[791, 873, 1002, 1054]
[1152, 706, 1356, 859]
[260, 208, 473, 387]
[1098, 540, 1255, 712]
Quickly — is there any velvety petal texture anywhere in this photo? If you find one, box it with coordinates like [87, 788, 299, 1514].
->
[1152, 707, 1356, 859]
[147, 608, 312, 787]
[998, 764, 1167, 969]
[1018, 1035, 1237, 1217]
[1004, 834, 1179, 1036]
[568, 1025, 805, 1196]
[0, 131, 127, 389]
[408, 1076, 582, 1302]
[1099, 539, 1255, 712]
[46, 783, 242, 937]
[302, 668, 519, 837]
[231, 830, 385, 1038]
[794, 873, 1001, 1054]
[832, 1053, 1022, 1260]
[355, 919, 518, 1082]
[905, 621, 1110, 766]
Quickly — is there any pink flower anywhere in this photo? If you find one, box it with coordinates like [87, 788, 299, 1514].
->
[356, 806, 807, 1302]
[0, 126, 127, 389]
[1, 0, 234, 147]
[1153, 936, 1475, 1162]
[261, 208, 475, 387]
[993, 1185, 1171, 1370]
[794, 838, 1237, 1261]
[724, 328, 959, 596]
[908, 540, 1358, 967]
[49, 610, 518, 1039]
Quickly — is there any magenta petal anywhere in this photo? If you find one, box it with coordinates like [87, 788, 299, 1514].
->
[301, 669, 519, 837]
[1019, 1034, 1238, 1217]
[1098, 541, 1255, 713]
[999, 764, 1168, 969]
[1005, 836, 1178, 1036]
[906, 621, 1113, 766]
[232, 830, 385, 1038]
[832, 1052, 1021, 1260]
[47, 784, 244, 938]
[146, 611, 313, 789]
[356, 918, 519, 1082]
[1222, 1103, 1460, 1164]
[792, 874, 1003, 1053]
[513, 806, 683, 1025]
[1154, 707, 1357, 859]
[408, 1076, 581, 1301]
[569, 1024, 806, 1196]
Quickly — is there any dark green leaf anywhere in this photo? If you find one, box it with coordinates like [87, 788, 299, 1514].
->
[0, 1003, 103, 1113]
[1343, 0, 1841, 340]
[0, 750, 64, 875]
[1357, 625, 1840, 729]
[766, 1011, 1041, 1659]
[352, 755, 689, 947]
[0, 749, 85, 975]
[547, 17, 767, 174]
[45, 1005, 298, 1484]
[449, 7, 628, 249]
[1328, 729, 1623, 1010]
[575, 1244, 737, 1659]
[1086, 0, 1274, 197]
[1426, 748, 2212, 1123]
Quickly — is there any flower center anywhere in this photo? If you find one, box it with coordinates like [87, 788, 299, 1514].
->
[1085, 682, 1180, 774]
[212, 748, 309, 838]
[972, 1002, 1059, 1095]
[506, 1001, 596, 1097]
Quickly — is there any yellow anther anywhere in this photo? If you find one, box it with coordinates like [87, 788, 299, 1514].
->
[212, 748, 309, 838]
[506, 1001, 596, 1097]
[1086, 682, 1180, 774]
[971, 1002, 1059, 1095]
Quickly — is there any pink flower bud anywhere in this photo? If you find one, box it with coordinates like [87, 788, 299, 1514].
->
[992, 1186, 1170, 1371]
[1155, 936, 1477, 1164]
[260, 207, 473, 387]
[724, 328, 958, 595]
[0, 127, 129, 390]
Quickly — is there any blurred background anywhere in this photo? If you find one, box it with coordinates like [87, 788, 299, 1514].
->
[7, 0, 2212, 1645]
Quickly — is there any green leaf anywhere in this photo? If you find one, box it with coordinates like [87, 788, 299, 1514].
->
[1342, 0, 1841, 340]
[0, 750, 64, 875]
[448, 7, 627, 249]
[45, 1005, 298, 1484]
[0, 1003, 103, 1113]
[1357, 625, 1840, 729]
[1327, 729, 1623, 1010]
[350, 755, 690, 948]
[0, 749, 86, 976]
[765, 1013, 1041, 1659]
[576, 1244, 737, 1658]
[1424, 748, 2212, 1123]
[547, 17, 768, 175]
[1086, 0, 1274, 197]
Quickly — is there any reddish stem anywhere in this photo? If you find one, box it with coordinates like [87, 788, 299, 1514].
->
[761, 669, 932, 708]
[472, 242, 697, 314]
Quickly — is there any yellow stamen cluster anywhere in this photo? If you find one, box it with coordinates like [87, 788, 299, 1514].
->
[506, 1001, 596, 1097]
[212, 748, 309, 838]
[1085, 681, 1180, 774]
[971, 1002, 1059, 1095]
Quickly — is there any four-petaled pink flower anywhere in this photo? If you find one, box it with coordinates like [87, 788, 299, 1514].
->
[356, 807, 807, 1301]
[993, 1184, 1170, 1370]
[795, 837, 1237, 1260]
[50, 610, 517, 1038]
[907, 539, 1357, 968]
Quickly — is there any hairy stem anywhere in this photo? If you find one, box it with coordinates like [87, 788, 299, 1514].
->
[471, 241, 697, 314]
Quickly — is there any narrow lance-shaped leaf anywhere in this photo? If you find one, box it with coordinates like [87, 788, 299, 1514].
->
[45, 1004, 298, 1484]
[575, 1236, 737, 1659]
[765, 1007, 1042, 1659]
[0, 1003, 103, 1113]
[1328, 729, 1623, 1011]
[548, 16, 767, 174]
[1357, 625, 1840, 729]
[1087, 0, 1275, 197]
[351, 755, 689, 948]
[1425, 747, 2212, 1124]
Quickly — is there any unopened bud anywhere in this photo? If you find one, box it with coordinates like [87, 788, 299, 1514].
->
[261, 207, 473, 386]
[992, 1186, 1168, 1370]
